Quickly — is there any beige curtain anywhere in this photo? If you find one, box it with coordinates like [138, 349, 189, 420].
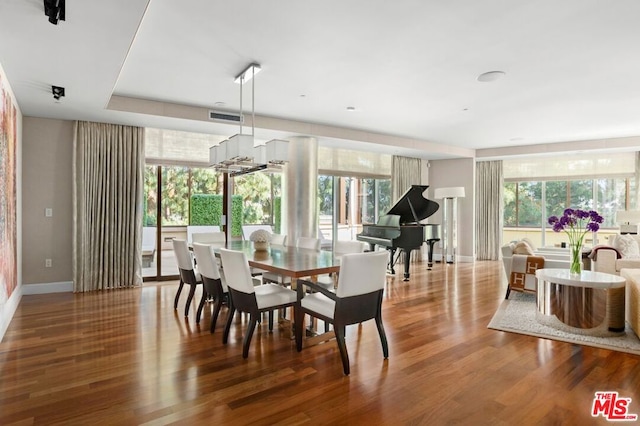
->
[391, 155, 422, 262]
[635, 152, 640, 209]
[476, 160, 503, 260]
[73, 121, 145, 292]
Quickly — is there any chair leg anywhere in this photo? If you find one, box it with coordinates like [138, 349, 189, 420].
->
[242, 316, 259, 358]
[196, 290, 207, 324]
[210, 297, 223, 333]
[335, 325, 350, 375]
[505, 285, 511, 299]
[295, 307, 305, 352]
[375, 314, 389, 359]
[174, 280, 184, 310]
[223, 305, 235, 344]
[184, 284, 197, 317]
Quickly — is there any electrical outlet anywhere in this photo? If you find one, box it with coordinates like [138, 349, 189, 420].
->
[45, 208, 53, 217]
[45, 259, 52, 268]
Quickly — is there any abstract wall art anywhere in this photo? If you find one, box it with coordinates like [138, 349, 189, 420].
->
[0, 72, 17, 304]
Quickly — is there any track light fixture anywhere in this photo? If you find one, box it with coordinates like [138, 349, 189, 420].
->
[52, 85, 65, 101]
[44, 0, 65, 25]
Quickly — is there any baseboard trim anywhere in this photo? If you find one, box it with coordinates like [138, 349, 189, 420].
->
[22, 281, 73, 295]
[0, 285, 23, 342]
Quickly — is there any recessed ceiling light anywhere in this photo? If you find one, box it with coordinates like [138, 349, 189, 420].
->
[477, 71, 506, 83]
[346, 106, 356, 112]
[510, 137, 524, 142]
[214, 101, 226, 107]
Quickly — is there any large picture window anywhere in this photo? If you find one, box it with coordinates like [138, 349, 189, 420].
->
[503, 152, 637, 248]
[504, 177, 634, 247]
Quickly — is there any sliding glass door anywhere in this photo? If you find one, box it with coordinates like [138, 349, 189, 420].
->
[318, 175, 391, 245]
[143, 164, 223, 281]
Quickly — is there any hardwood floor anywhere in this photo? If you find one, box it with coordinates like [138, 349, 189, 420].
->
[1, 261, 639, 425]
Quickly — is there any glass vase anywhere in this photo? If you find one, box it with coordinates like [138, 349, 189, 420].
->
[570, 243, 582, 275]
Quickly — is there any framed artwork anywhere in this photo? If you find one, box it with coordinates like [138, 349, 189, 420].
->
[0, 72, 17, 303]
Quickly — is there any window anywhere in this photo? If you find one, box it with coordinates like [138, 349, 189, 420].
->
[517, 181, 542, 227]
[234, 172, 282, 227]
[161, 165, 190, 226]
[319, 175, 391, 241]
[503, 153, 637, 247]
[544, 180, 567, 219]
[596, 178, 627, 227]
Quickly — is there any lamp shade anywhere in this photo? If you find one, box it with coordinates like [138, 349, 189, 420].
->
[265, 139, 289, 163]
[254, 144, 266, 164]
[216, 140, 229, 164]
[616, 210, 640, 224]
[434, 186, 466, 199]
[209, 145, 217, 165]
[225, 134, 254, 160]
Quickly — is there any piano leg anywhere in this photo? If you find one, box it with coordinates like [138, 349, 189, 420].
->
[388, 248, 396, 275]
[426, 239, 439, 270]
[403, 250, 411, 281]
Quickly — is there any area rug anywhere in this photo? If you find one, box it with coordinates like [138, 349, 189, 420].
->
[488, 292, 640, 355]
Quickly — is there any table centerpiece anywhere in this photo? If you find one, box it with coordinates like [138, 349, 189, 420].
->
[548, 208, 603, 274]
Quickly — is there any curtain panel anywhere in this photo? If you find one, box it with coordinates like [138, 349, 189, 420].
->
[475, 160, 503, 260]
[73, 121, 145, 292]
[391, 155, 422, 262]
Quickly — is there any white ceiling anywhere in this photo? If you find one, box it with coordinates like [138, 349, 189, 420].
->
[2, 0, 640, 160]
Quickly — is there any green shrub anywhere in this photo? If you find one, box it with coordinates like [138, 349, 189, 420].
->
[231, 195, 242, 237]
[274, 196, 281, 234]
[191, 194, 222, 226]
[190, 194, 243, 237]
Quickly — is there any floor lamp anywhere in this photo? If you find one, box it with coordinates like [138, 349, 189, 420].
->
[434, 187, 465, 264]
[616, 210, 640, 235]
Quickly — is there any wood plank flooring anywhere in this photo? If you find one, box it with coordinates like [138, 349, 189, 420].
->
[1, 261, 639, 425]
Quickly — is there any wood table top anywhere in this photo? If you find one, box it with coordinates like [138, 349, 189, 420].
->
[210, 240, 341, 278]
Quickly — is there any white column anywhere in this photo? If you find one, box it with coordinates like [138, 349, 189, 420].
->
[283, 136, 318, 246]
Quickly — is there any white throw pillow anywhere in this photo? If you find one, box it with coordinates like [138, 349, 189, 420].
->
[513, 241, 534, 255]
[614, 234, 640, 259]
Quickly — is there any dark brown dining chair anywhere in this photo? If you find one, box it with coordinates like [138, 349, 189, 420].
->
[295, 251, 389, 375]
[219, 248, 298, 358]
[172, 238, 204, 318]
[192, 242, 228, 332]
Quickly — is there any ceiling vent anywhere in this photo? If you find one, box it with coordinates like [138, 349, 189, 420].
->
[209, 110, 243, 123]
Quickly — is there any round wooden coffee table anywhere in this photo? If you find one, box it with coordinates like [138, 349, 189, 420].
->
[535, 268, 626, 335]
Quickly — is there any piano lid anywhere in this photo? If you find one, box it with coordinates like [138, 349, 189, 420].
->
[386, 185, 439, 224]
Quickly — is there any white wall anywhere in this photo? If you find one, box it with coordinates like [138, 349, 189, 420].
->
[0, 61, 23, 342]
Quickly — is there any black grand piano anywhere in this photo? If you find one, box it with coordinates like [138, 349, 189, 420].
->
[357, 185, 440, 281]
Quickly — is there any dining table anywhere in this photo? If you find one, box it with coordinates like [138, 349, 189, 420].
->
[208, 240, 341, 279]
[207, 240, 341, 344]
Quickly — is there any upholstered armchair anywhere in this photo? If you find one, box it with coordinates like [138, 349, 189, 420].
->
[501, 239, 575, 277]
[591, 234, 640, 275]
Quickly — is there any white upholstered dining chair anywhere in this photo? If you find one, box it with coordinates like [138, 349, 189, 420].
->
[295, 251, 389, 375]
[172, 239, 204, 318]
[316, 239, 366, 290]
[191, 231, 226, 244]
[219, 248, 298, 358]
[192, 242, 228, 332]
